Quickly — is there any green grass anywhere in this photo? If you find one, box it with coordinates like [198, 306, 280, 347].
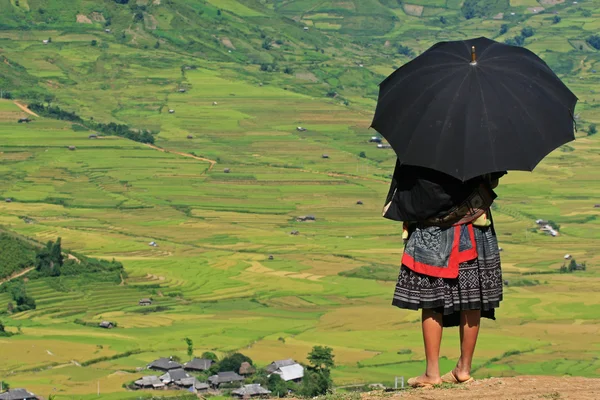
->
[0, 0, 599, 398]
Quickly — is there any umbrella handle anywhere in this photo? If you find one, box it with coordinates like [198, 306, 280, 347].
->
[470, 46, 477, 65]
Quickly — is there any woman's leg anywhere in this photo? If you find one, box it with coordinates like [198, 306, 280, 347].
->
[454, 309, 481, 380]
[419, 309, 444, 383]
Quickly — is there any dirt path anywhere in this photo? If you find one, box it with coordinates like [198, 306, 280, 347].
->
[0, 267, 34, 286]
[352, 376, 600, 400]
[145, 143, 216, 172]
[13, 101, 40, 117]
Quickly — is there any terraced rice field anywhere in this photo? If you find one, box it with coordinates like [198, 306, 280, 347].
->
[0, 0, 600, 398]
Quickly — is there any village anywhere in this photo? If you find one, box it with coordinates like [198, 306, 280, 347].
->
[0, 347, 332, 400]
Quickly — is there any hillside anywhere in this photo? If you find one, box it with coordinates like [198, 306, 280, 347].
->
[0, 0, 600, 399]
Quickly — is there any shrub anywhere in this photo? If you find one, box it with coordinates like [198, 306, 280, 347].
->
[91, 40, 97, 46]
[552, 15, 561, 24]
[589, 123, 597, 135]
[359, 151, 366, 158]
[500, 24, 508, 34]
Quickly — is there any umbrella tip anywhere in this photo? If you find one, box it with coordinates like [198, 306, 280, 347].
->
[470, 46, 477, 65]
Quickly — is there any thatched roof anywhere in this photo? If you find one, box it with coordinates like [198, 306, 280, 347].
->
[239, 361, 256, 375]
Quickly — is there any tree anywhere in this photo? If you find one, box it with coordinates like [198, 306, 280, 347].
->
[552, 15, 561, 24]
[397, 44, 414, 57]
[91, 40, 98, 46]
[184, 337, 194, 359]
[499, 24, 508, 35]
[589, 123, 597, 136]
[154, 41, 160, 49]
[569, 259, 577, 272]
[307, 345, 335, 371]
[0, 320, 5, 333]
[47, 37, 52, 43]
[218, 353, 252, 372]
[262, 40, 272, 50]
[521, 27, 534, 38]
[201, 351, 218, 361]
[504, 35, 524, 47]
[0, 381, 9, 391]
[359, 151, 366, 158]
[439, 16, 447, 24]
[298, 369, 331, 397]
[267, 374, 289, 397]
[585, 35, 600, 50]
[283, 66, 294, 75]
[133, 12, 144, 22]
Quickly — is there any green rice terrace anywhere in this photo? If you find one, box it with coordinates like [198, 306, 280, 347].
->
[0, 0, 599, 398]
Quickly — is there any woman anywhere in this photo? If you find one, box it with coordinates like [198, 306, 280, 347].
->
[383, 159, 505, 387]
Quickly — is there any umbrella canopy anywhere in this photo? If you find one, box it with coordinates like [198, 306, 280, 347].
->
[371, 36, 577, 181]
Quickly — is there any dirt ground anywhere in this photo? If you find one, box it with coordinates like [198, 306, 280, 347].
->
[360, 376, 600, 400]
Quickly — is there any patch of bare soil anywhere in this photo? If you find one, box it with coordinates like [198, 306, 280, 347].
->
[14, 101, 40, 117]
[493, 12, 504, 20]
[144, 13, 158, 30]
[90, 12, 106, 23]
[403, 4, 424, 17]
[76, 14, 92, 24]
[527, 6, 545, 13]
[295, 72, 318, 82]
[221, 37, 235, 49]
[359, 376, 600, 400]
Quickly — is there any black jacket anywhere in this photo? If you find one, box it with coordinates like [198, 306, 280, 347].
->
[383, 159, 505, 222]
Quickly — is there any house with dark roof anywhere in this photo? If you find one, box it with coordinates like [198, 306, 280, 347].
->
[232, 384, 271, 398]
[134, 376, 165, 389]
[183, 358, 213, 372]
[175, 377, 209, 393]
[265, 359, 297, 373]
[159, 368, 191, 384]
[99, 321, 114, 329]
[0, 389, 39, 400]
[147, 357, 182, 371]
[208, 371, 245, 388]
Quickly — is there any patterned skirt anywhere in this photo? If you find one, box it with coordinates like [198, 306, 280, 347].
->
[392, 225, 503, 327]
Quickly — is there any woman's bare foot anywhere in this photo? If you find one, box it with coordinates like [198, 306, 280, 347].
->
[408, 374, 443, 387]
[452, 367, 472, 382]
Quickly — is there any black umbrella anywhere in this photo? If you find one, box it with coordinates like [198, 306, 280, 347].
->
[371, 36, 577, 181]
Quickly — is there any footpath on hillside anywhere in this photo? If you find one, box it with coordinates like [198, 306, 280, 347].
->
[350, 376, 600, 400]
